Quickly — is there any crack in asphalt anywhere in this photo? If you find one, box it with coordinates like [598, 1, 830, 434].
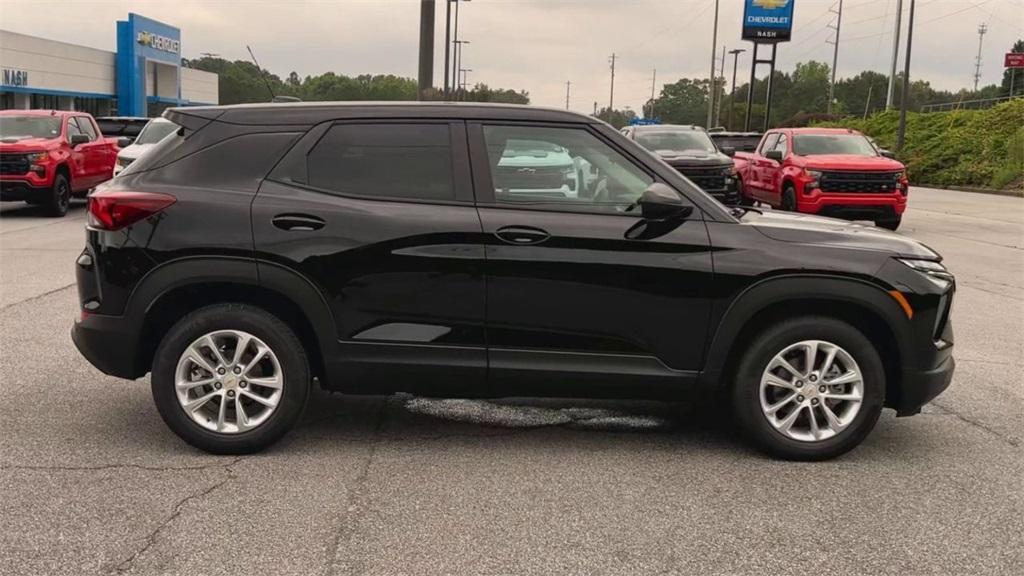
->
[929, 401, 1021, 448]
[323, 398, 389, 576]
[0, 282, 76, 312]
[112, 456, 242, 574]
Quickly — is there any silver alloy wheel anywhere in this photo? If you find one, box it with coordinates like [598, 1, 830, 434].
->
[174, 330, 283, 434]
[759, 339, 864, 442]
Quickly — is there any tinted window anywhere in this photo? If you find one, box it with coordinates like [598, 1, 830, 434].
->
[635, 130, 716, 153]
[307, 123, 455, 201]
[483, 124, 654, 213]
[76, 117, 98, 140]
[134, 120, 179, 145]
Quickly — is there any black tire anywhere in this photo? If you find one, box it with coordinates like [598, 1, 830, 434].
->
[780, 185, 797, 212]
[731, 316, 885, 461]
[45, 173, 70, 217]
[151, 303, 310, 454]
[876, 216, 902, 231]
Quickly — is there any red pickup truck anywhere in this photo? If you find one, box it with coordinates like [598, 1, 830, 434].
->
[734, 127, 909, 230]
[0, 110, 119, 216]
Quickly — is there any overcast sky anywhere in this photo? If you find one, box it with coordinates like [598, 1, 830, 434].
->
[3, 0, 1022, 112]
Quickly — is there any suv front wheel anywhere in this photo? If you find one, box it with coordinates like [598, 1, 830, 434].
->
[151, 304, 310, 454]
[731, 316, 884, 460]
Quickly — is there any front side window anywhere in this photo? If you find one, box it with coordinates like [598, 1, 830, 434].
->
[793, 133, 879, 156]
[772, 134, 788, 154]
[635, 130, 717, 154]
[75, 117, 98, 140]
[66, 118, 84, 141]
[307, 123, 455, 201]
[483, 125, 654, 213]
[0, 116, 62, 139]
[759, 133, 780, 155]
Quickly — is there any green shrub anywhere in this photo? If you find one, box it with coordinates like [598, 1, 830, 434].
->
[817, 99, 1024, 188]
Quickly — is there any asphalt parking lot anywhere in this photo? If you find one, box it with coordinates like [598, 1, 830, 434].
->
[1, 187, 1021, 576]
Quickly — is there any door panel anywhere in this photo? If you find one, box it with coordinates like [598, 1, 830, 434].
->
[252, 120, 486, 395]
[478, 207, 714, 372]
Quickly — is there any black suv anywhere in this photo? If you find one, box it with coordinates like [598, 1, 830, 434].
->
[72, 103, 954, 460]
[622, 124, 739, 205]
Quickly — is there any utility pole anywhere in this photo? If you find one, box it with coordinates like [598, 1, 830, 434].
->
[593, 101, 598, 116]
[651, 67, 659, 118]
[886, 0, 903, 108]
[973, 23, 988, 91]
[706, 0, 720, 129]
[827, 0, 843, 114]
[896, 0, 916, 154]
[608, 53, 617, 111]
[443, 0, 452, 96]
[715, 45, 726, 127]
[565, 81, 571, 110]
[460, 68, 472, 96]
[728, 48, 745, 130]
[417, 0, 435, 100]
[863, 83, 873, 119]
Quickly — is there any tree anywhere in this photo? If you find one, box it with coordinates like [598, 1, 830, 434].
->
[648, 78, 709, 126]
[595, 107, 636, 128]
[1001, 39, 1024, 97]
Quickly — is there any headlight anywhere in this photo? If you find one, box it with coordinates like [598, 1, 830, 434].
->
[719, 166, 734, 176]
[27, 151, 48, 163]
[806, 169, 823, 180]
[117, 156, 134, 168]
[898, 258, 954, 291]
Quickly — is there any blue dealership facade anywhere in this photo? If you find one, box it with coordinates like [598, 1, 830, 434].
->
[0, 13, 218, 116]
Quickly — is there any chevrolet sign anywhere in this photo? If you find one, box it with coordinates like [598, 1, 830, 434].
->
[742, 0, 795, 43]
[136, 31, 180, 55]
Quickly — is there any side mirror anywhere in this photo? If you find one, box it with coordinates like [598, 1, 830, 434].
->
[879, 149, 896, 159]
[637, 183, 693, 221]
[69, 134, 90, 146]
[720, 146, 735, 157]
[117, 137, 133, 148]
[764, 149, 784, 163]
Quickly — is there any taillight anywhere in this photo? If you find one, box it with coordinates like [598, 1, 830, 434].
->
[88, 191, 176, 231]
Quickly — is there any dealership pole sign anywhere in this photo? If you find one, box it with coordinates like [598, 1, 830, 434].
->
[742, 0, 795, 43]
[1006, 53, 1024, 69]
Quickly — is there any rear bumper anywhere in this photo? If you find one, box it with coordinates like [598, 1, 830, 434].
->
[896, 354, 954, 416]
[71, 313, 143, 379]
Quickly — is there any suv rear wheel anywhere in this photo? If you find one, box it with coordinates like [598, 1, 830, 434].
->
[731, 316, 884, 460]
[151, 304, 310, 454]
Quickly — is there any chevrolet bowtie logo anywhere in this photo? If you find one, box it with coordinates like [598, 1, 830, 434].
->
[753, 0, 789, 9]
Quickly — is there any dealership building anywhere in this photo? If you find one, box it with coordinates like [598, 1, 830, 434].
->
[0, 13, 218, 117]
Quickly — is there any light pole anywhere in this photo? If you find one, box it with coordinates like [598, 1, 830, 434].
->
[896, 0, 915, 154]
[454, 40, 470, 98]
[443, 0, 452, 96]
[451, 0, 471, 101]
[728, 48, 745, 130]
[460, 68, 473, 97]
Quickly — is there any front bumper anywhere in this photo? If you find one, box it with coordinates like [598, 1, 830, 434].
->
[896, 354, 954, 416]
[797, 189, 908, 217]
[0, 180, 50, 201]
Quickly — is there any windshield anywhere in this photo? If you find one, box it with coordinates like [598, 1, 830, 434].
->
[793, 134, 878, 156]
[636, 130, 717, 153]
[134, 121, 179, 145]
[0, 116, 62, 139]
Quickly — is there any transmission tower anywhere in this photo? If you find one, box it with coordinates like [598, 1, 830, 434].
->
[973, 23, 988, 91]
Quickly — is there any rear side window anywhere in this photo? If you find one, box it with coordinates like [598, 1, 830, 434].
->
[306, 123, 455, 201]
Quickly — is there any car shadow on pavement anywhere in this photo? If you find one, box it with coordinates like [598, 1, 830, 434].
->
[276, 388, 755, 457]
[0, 199, 87, 218]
